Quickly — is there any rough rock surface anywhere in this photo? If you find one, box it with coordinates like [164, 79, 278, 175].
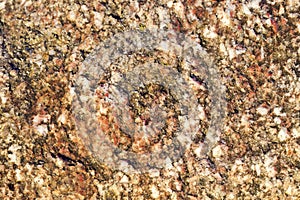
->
[0, 0, 299, 199]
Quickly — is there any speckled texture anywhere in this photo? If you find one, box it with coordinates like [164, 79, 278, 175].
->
[0, 0, 299, 199]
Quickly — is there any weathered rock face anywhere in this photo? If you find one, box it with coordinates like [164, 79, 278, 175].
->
[0, 0, 299, 199]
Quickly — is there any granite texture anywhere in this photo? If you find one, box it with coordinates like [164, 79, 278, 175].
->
[0, 0, 299, 199]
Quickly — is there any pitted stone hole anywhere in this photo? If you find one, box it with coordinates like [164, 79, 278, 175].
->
[97, 82, 182, 154]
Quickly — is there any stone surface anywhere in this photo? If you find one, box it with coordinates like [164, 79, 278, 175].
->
[0, 0, 299, 199]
